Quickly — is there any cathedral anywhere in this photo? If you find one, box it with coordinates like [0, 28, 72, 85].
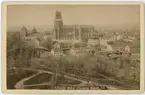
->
[54, 11, 97, 42]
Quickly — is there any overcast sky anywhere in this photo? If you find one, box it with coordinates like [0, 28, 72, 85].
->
[7, 5, 140, 31]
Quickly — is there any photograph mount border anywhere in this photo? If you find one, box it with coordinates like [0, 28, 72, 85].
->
[1, 1, 144, 94]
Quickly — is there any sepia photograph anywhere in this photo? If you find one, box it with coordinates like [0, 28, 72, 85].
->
[1, 1, 144, 94]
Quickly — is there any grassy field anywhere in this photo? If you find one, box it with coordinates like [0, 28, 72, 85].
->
[24, 73, 52, 85]
[7, 69, 37, 89]
[24, 72, 82, 86]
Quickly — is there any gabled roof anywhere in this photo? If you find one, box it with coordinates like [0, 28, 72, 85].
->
[21, 26, 27, 31]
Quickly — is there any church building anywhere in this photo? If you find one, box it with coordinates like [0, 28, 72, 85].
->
[54, 11, 97, 42]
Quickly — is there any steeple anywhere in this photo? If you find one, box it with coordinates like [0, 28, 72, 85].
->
[20, 26, 28, 40]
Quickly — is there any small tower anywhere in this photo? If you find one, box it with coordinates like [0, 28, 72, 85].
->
[124, 45, 130, 53]
[78, 26, 82, 41]
[20, 26, 28, 40]
[32, 27, 37, 33]
[54, 11, 63, 40]
[113, 32, 118, 42]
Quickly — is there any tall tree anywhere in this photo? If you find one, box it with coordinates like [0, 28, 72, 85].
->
[40, 37, 53, 51]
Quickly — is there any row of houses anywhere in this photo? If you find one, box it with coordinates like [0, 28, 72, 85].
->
[19, 26, 135, 58]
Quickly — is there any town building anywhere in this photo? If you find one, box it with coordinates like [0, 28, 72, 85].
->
[124, 45, 130, 53]
[20, 26, 28, 40]
[54, 11, 97, 42]
[19, 26, 49, 58]
[88, 39, 100, 46]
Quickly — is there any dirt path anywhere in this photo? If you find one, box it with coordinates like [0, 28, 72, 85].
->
[14, 68, 120, 90]
[15, 72, 42, 89]
[14, 68, 88, 89]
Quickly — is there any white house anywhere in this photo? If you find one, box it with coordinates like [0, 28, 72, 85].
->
[116, 35, 123, 40]
[107, 45, 113, 52]
[127, 36, 136, 40]
[123, 39, 133, 43]
[88, 39, 99, 46]
[50, 49, 55, 55]
[124, 45, 130, 53]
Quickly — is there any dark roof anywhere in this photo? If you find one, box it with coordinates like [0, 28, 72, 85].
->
[63, 48, 70, 51]
[52, 41, 59, 45]
[35, 45, 49, 51]
[31, 27, 37, 33]
[26, 32, 40, 37]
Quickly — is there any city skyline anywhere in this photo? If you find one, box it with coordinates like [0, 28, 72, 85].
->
[5, 2, 142, 92]
[7, 5, 140, 31]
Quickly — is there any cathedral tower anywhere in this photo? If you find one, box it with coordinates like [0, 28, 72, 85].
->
[54, 11, 63, 40]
